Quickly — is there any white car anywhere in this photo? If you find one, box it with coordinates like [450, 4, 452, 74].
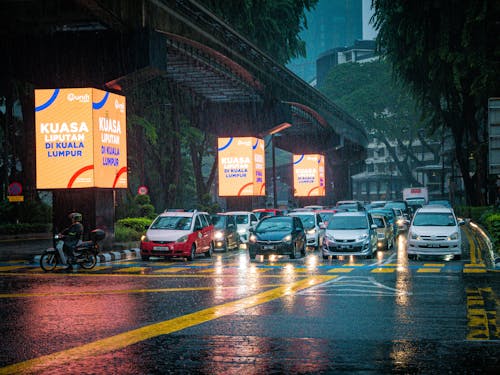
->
[406, 206, 464, 260]
[322, 211, 378, 259]
[225, 211, 259, 244]
[288, 211, 325, 250]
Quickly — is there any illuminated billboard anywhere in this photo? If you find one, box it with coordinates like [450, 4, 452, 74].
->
[35, 88, 127, 189]
[293, 154, 325, 197]
[218, 137, 265, 196]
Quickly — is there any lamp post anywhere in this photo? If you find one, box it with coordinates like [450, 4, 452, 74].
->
[272, 134, 278, 208]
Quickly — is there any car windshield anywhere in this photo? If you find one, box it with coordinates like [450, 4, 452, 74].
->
[328, 216, 368, 230]
[292, 214, 315, 228]
[234, 215, 249, 224]
[211, 216, 227, 229]
[412, 213, 456, 226]
[337, 203, 358, 211]
[385, 203, 405, 210]
[151, 216, 192, 230]
[256, 217, 292, 232]
[373, 217, 385, 228]
[370, 210, 395, 222]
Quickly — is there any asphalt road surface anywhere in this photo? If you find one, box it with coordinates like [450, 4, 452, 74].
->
[0, 228, 499, 374]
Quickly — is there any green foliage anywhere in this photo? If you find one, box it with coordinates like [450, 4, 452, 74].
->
[0, 199, 51, 225]
[198, 0, 319, 64]
[454, 206, 491, 222]
[114, 217, 153, 242]
[139, 204, 156, 219]
[134, 194, 151, 206]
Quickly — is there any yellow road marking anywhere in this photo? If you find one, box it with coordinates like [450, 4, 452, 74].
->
[0, 265, 28, 271]
[423, 263, 444, 267]
[153, 267, 190, 273]
[0, 272, 289, 278]
[327, 268, 354, 273]
[464, 263, 485, 267]
[0, 284, 283, 298]
[417, 268, 441, 273]
[0, 275, 334, 374]
[463, 268, 487, 274]
[371, 267, 396, 273]
[115, 267, 149, 273]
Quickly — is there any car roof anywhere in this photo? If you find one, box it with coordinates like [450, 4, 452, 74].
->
[224, 211, 253, 215]
[416, 206, 454, 214]
[288, 211, 316, 215]
[159, 211, 207, 217]
[333, 211, 366, 217]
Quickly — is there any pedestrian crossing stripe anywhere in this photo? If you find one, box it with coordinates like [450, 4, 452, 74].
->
[0, 265, 29, 271]
[371, 267, 396, 273]
[417, 267, 442, 273]
[327, 268, 355, 273]
[423, 263, 445, 267]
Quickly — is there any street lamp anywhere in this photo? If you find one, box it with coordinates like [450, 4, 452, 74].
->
[266, 123, 291, 209]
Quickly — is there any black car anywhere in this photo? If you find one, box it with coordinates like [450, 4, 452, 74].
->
[248, 216, 306, 259]
[211, 213, 240, 252]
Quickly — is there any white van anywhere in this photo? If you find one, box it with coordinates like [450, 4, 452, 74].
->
[406, 206, 464, 260]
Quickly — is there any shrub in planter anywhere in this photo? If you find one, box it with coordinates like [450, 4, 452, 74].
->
[115, 217, 153, 242]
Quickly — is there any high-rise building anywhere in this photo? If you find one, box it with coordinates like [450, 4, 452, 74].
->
[287, 0, 363, 83]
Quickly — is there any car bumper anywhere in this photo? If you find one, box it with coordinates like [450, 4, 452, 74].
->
[322, 240, 373, 257]
[140, 242, 189, 258]
[249, 242, 294, 256]
[406, 240, 461, 256]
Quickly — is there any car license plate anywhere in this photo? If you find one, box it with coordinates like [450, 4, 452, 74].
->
[428, 244, 440, 248]
[341, 245, 351, 249]
[263, 245, 274, 250]
[153, 246, 169, 251]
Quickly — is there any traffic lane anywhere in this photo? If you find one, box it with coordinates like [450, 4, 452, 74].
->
[5, 272, 498, 374]
[0, 275, 333, 373]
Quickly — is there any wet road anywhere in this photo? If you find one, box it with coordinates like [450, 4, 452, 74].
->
[0, 227, 499, 374]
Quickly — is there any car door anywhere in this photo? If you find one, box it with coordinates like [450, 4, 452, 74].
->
[198, 214, 212, 252]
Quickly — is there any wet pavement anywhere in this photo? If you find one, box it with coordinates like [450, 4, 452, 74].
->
[0, 227, 499, 374]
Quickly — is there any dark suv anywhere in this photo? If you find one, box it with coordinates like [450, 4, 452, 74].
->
[211, 213, 240, 252]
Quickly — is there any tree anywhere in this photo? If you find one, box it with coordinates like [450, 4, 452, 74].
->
[319, 59, 439, 186]
[372, 0, 500, 205]
[197, 0, 319, 64]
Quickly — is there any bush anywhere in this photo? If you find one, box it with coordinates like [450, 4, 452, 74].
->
[0, 223, 51, 235]
[482, 212, 500, 255]
[114, 217, 153, 242]
[454, 206, 492, 222]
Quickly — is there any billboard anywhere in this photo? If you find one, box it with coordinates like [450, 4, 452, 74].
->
[218, 137, 265, 196]
[293, 154, 325, 197]
[35, 88, 127, 189]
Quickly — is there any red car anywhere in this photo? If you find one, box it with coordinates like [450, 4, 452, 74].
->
[140, 210, 214, 261]
[252, 208, 284, 221]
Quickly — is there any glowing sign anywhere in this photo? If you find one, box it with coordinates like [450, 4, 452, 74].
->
[35, 88, 127, 189]
[293, 154, 325, 197]
[218, 137, 265, 196]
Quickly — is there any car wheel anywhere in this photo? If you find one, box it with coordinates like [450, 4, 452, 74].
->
[290, 243, 297, 259]
[249, 251, 256, 260]
[187, 245, 196, 261]
[204, 242, 213, 258]
[454, 254, 461, 260]
[300, 242, 306, 256]
[408, 254, 417, 260]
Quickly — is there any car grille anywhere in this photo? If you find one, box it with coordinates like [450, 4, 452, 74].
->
[420, 235, 448, 241]
[326, 244, 363, 252]
[152, 241, 174, 245]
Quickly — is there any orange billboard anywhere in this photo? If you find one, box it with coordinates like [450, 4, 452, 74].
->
[293, 154, 325, 197]
[218, 137, 265, 196]
[35, 88, 127, 189]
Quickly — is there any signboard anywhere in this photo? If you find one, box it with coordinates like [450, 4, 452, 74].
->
[488, 98, 500, 175]
[217, 137, 265, 196]
[35, 88, 127, 189]
[293, 154, 325, 197]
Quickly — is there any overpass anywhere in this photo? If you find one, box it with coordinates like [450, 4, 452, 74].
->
[1, 0, 367, 231]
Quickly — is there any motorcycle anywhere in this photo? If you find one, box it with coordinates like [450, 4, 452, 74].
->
[40, 229, 105, 271]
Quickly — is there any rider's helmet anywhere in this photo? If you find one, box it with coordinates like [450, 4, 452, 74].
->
[69, 212, 82, 222]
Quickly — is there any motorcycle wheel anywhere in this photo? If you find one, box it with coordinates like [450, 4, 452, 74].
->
[40, 251, 57, 272]
[79, 252, 97, 269]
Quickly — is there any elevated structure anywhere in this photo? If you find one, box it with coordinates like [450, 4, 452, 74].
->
[1, 0, 366, 221]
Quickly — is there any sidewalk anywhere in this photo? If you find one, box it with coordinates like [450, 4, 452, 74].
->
[0, 235, 140, 263]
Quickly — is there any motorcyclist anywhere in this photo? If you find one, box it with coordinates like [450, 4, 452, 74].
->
[61, 212, 83, 269]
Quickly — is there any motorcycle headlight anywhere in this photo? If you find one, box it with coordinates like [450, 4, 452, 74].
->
[176, 235, 188, 243]
[249, 234, 257, 243]
[282, 234, 292, 243]
[214, 231, 224, 240]
[448, 232, 459, 240]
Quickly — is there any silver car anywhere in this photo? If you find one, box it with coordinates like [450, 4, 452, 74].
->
[322, 211, 378, 259]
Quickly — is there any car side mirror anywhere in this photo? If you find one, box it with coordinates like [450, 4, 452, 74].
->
[458, 219, 465, 226]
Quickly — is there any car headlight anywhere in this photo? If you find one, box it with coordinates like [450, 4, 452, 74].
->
[397, 219, 405, 226]
[214, 231, 224, 240]
[176, 235, 188, 243]
[448, 232, 459, 240]
[325, 233, 335, 242]
[410, 232, 421, 240]
[141, 234, 149, 242]
[357, 233, 368, 241]
[249, 234, 257, 243]
[282, 234, 292, 243]
[306, 228, 316, 235]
